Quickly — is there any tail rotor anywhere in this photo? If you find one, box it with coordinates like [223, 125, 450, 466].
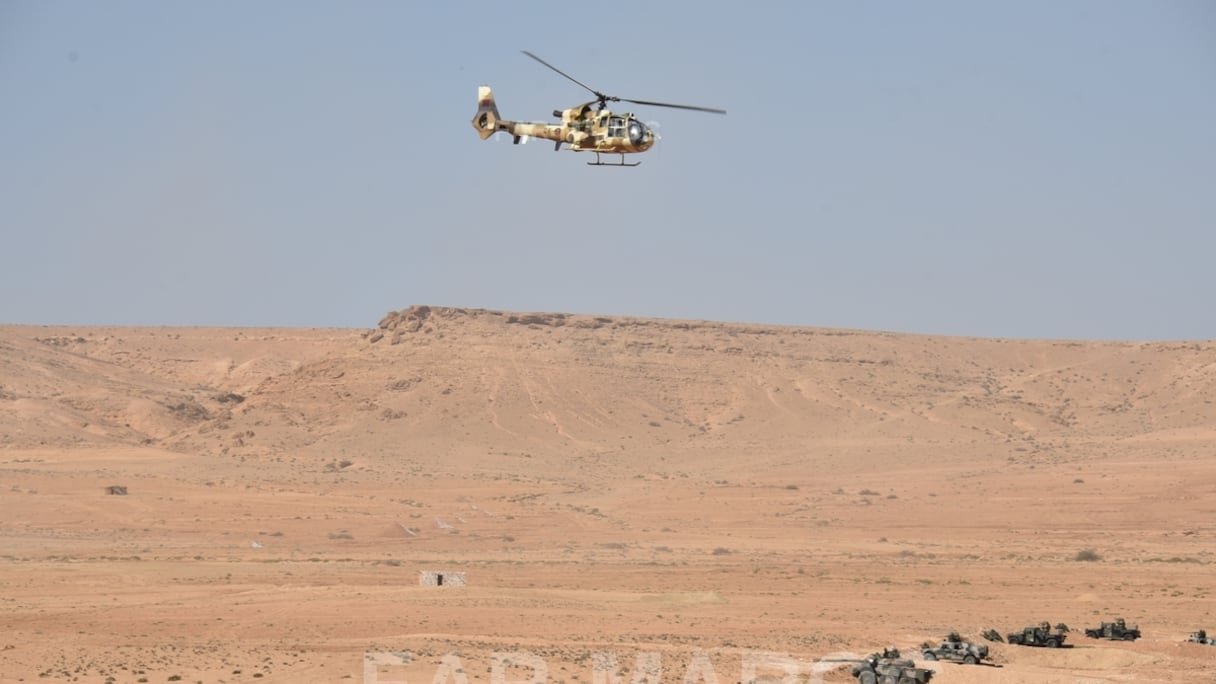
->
[472, 85, 502, 140]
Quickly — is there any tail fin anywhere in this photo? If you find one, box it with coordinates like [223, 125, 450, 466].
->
[471, 85, 502, 140]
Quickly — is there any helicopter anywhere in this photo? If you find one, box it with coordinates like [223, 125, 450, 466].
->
[471, 51, 726, 167]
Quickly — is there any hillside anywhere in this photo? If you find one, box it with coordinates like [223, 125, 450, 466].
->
[6, 306, 1215, 465]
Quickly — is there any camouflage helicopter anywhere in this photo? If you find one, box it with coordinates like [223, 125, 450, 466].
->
[471, 51, 726, 167]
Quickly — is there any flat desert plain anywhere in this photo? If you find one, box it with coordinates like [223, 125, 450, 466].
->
[2, 305, 1214, 683]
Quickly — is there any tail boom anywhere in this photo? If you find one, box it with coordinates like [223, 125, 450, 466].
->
[471, 86, 565, 145]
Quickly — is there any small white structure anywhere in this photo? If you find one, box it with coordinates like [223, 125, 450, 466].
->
[419, 570, 466, 587]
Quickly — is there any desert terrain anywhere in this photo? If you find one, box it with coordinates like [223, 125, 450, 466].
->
[2, 305, 1214, 683]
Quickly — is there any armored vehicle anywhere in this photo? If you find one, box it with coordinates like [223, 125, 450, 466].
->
[1007, 621, 1068, 648]
[1187, 629, 1216, 645]
[850, 649, 934, 684]
[1084, 618, 1140, 641]
[921, 632, 988, 664]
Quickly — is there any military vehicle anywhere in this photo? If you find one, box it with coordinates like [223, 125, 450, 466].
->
[1187, 629, 1216, 645]
[849, 648, 934, 684]
[1006, 621, 1069, 648]
[1084, 618, 1140, 641]
[920, 632, 989, 664]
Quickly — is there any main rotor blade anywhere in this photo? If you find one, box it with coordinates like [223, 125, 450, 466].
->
[521, 50, 726, 114]
[521, 50, 603, 99]
[620, 98, 727, 115]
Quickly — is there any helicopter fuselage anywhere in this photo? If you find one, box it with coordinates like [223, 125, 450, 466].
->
[473, 91, 655, 155]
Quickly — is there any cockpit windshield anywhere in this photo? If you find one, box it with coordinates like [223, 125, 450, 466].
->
[607, 117, 626, 138]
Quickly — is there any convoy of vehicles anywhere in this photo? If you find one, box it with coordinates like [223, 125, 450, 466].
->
[838, 618, 1207, 680]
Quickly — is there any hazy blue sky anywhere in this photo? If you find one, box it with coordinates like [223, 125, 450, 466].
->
[2, 1, 1213, 340]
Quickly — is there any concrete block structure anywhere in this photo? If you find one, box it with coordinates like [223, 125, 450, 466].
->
[419, 570, 466, 587]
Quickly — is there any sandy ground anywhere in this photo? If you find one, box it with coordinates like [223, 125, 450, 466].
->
[2, 306, 1215, 683]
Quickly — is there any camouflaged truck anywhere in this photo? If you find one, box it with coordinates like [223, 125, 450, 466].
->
[1007, 622, 1068, 648]
[1084, 618, 1140, 641]
[850, 648, 934, 684]
[920, 632, 989, 664]
[1187, 629, 1216, 645]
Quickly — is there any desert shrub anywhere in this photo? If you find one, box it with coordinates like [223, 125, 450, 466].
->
[1074, 548, 1101, 562]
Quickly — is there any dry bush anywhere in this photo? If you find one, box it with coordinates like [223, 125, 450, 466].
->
[1074, 548, 1101, 562]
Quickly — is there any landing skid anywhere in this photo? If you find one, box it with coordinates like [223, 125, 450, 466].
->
[587, 152, 640, 167]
